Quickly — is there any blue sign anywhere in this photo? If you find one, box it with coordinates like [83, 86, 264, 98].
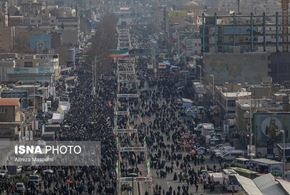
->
[30, 34, 51, 51]
[1, 90, 28, 108]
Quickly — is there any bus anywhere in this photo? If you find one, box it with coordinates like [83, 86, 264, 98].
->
[232, 158, 250, 169]
[230, 167, 259, 179]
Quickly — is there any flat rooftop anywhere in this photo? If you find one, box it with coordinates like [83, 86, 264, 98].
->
[0, 98, 20, 106]
[251, 158, 282, 165]
[222, 91, 251, 98]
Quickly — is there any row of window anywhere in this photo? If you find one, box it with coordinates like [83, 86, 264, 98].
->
[0, 107, 7, 113]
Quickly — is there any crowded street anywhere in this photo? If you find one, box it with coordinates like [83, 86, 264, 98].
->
[0, 0, 290, 195]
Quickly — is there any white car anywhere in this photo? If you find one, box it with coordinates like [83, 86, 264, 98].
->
[16, 166, 22, 173]
[43, 169, 54, 174]
[15, 182, 25, 192]
[210, 144, 224, 152]
[196, 147, 207, 155]
[220, 150, 245, 161]
[0, 170, 7, 178]
[214, 146, 235, 157]
[29, 175, 41, 185]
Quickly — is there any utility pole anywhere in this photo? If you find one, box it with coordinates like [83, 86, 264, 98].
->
[152, 47, 156, 78]
[282, 0, 289, 52]
[210, 74, 215, 106]
[92, 57, 97, 96]
[249, 98, 253, 159]
[32, 82, 36, 141]
[197, 65, 202, 83]
[177, 31, 180, 57]
[280, 130, 286, 179]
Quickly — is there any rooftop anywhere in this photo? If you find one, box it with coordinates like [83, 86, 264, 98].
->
[251, 158, 282, 165]
[222, 91, 251, 98]
[216, 85, 252, 98]
[0, 98, 20, 106]
[276, 179, 290, 195]
[236, 173, 288, 195]
[14, 84, 41, 88]
[276, 143, 290, 150]
[236, 174, 263, 195]
[254, 174, 286, 195]
[237, 99, 284, 111]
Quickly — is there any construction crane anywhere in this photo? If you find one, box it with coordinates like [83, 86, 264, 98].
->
[282, 0, 289, 51]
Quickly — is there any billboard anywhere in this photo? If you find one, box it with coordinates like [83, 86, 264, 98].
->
[168, 11, 188, 18]
[253, 113, 290, 147]
[30, 34, 51, 52]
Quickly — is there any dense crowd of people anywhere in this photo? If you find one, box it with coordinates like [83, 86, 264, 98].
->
[55, 70, 117, 194]
[35, 69, 118, 194]
[133, 58, 223, 195]
[0, 68, 119, 194]
[0, 9, 223, 195]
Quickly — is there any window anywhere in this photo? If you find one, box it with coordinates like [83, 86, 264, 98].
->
[0, 107, 7, 113]
[227, 100, 236, 107]
[24, 62, 33, 67]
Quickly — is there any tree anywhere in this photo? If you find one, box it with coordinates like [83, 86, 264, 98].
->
[84, 13, 118, 75]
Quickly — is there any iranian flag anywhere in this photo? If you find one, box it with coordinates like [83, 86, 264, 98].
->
[109, 49, 129, 58]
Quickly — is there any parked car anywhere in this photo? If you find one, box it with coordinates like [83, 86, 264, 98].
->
[16, 166, 22, 173]
[214, 146, 235, 157]
[194, 123, 214, 137]
[210, 144, 224, 152]
[223, 169, 241, 192]
[196, 147, 207, 155]
[220, 150, 245, 161]
[15, 182, 25, 192]
[28, 175, 41, 186]
[128, 173, 138, 177]
[0, 169, 7, 178]
[42, 169, 54, 174]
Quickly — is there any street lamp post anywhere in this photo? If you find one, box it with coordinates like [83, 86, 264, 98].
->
[280, 129, 286, 179]
[249, 98, 253, 159]
[197, 65, 202, 83]
[92, 56, 97, 96]
[210, 74, 215, 105]
[32, 82, 37, 141]
[177, 31, 180, 57]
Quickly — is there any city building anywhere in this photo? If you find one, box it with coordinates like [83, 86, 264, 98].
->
[182, 32, 201, 56]
[203, 52, 271, 85]
[204, 0, 280, 15]
[0, 98, 23, 138]
[0, 12, 14, 53]
[236, 98, 283, 137]
[269, 53, 290, 84]
[1, 89, 29, 108]
[215, 83, 251, 119]
[199, 13, 289, 53]
[0, 59, 15, 82]
[235, 85, 290, 155]
[0, 53, 60, 83]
